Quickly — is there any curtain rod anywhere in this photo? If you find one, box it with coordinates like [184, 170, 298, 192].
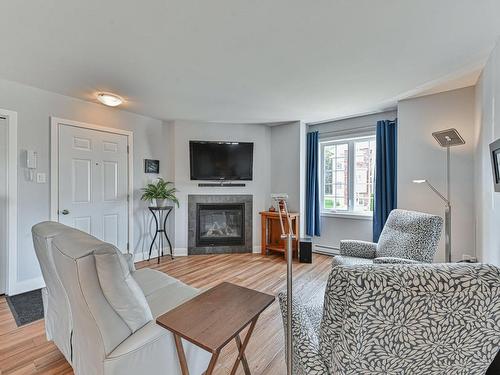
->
[307, 108, 397, 126]
[313, 118, 397, 137]
[317, 125, 376, 138]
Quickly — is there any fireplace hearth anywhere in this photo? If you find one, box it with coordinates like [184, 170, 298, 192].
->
[188, 195, 253, 254]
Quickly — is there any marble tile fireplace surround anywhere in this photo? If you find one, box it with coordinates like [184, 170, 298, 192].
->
[188, 195, 253, 255]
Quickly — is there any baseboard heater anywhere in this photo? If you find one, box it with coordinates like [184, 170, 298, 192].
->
[197, 182, 246, 187]
[313, 244, 340, 255]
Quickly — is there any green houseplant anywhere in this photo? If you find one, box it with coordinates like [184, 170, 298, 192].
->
[140, 178, 179, 207]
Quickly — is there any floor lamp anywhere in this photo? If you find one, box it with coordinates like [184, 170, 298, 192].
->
[272, 193, 294, 375]
[413, 128, 465, 263]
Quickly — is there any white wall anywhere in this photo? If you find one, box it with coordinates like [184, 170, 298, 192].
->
[171, 120, 272, 253]
[398, 87, 476, 262]
[0, 78, 169, 294]
[474, 39, 500, 266]
[0, 118, 7, 293]
[270, 122, 302, 212]
[269, 121, 307, 235]
[308, 111, 397, 251]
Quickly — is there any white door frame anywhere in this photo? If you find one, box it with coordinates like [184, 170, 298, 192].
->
[0, 108, 18, 295]
[50, 117, 134, 253]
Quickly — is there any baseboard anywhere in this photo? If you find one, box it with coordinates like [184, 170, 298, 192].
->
[8, 276, 45, 296]
[252, 245, 261, 254]
[175, 248, 188, 256]
[133, 247, 187, 262]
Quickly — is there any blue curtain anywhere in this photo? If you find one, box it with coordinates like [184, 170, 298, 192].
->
[373, 120, 397, 242]
[306, 131, 321, 236]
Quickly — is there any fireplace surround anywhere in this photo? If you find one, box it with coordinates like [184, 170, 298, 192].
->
[188, 195, 252, 254]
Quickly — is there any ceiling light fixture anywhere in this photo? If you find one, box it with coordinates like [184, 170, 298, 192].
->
[96, 92, 123, 107]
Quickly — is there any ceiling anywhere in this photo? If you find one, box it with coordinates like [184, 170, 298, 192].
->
[0, 0, 499, 123]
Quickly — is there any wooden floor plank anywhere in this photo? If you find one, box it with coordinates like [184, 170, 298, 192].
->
[0, 253, 331, 375]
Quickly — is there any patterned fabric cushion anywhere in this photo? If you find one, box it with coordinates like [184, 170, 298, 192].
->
[376, 209, 443, 262]
[331, 255, 373, 267]
[372, 256, 419, 264]
[339, 240, 377, 259]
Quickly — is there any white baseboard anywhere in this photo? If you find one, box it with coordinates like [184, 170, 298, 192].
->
[175, 248, 188, 256]
[252, 245, 261, 253]
[133, 247, 187, 262]
[8, 276, 45, 296]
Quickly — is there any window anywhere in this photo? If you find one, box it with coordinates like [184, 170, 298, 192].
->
[320, 135, 376, 216]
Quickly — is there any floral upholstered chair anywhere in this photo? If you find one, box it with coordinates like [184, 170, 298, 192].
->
[279, 263, 500, 374]
[334, 209, 443, 266]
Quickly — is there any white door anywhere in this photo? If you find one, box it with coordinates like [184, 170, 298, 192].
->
[58, 125, 129, 252]
[0, 118, 7, 294]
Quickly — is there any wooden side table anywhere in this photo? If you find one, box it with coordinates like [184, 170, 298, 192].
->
[156, 282, 274, 375]
[259, 211, 299, 259]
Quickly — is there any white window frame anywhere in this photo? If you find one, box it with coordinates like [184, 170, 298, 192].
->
[319, 133, 376, 220]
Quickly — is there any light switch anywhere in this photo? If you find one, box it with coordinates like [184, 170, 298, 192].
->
[36, 173, 47, 184]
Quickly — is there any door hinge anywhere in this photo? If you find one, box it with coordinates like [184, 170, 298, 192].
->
[127, 242, 129, 251]
[127, 194, 130, 202]
[127, 145, 130, 154]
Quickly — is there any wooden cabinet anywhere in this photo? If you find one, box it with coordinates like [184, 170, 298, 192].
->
[259, 211, 299, 259]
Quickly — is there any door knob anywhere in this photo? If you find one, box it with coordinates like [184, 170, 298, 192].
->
[61, 209, 70, 215]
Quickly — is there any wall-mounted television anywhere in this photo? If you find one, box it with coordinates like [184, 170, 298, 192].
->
[490, 138, 500, 193]
[190, 141, 254, 181]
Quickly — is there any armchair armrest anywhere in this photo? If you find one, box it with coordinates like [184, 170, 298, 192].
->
[339, 240, 377, 259]
[373, 256, 419, 264]
[278, 292, 328, 375]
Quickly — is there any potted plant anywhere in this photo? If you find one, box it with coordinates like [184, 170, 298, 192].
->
[140, 178, 179, 208]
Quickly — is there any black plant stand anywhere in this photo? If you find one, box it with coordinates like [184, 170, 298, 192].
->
[148, 206, 174, 263]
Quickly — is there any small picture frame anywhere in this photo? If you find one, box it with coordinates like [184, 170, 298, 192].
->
[144, 159, 160, 174]
[489, 139, 500, 192]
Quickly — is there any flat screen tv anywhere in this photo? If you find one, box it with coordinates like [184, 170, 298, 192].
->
[190, 141, 254, 181]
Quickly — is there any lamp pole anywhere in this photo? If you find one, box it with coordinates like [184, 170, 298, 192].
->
[413, 179, 451, 262]
[273, 194, 294, 375]
[445, 145, 451, 263]
[428, 128, 465, 262]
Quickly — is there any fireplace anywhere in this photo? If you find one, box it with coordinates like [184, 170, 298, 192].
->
[188, 195, 253, 254]
[196, 203, 245, 247]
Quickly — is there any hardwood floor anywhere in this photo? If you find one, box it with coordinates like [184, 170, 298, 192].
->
[0, 253, 332, 375]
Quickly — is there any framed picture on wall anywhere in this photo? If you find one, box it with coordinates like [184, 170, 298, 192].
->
[144, 159, 160, 174]
[490, 139, 500, 192]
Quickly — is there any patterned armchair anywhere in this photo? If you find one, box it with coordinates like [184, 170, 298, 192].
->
[334, 209, 443, 266]
[279, 263, 500, 374]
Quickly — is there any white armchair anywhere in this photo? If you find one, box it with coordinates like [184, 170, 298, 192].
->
[33, 222, 210, 375]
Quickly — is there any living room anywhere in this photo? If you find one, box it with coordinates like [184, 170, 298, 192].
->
[1, 1, 500, 374]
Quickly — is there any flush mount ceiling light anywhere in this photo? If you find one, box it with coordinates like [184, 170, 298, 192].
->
[96, 92, 123, 107]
